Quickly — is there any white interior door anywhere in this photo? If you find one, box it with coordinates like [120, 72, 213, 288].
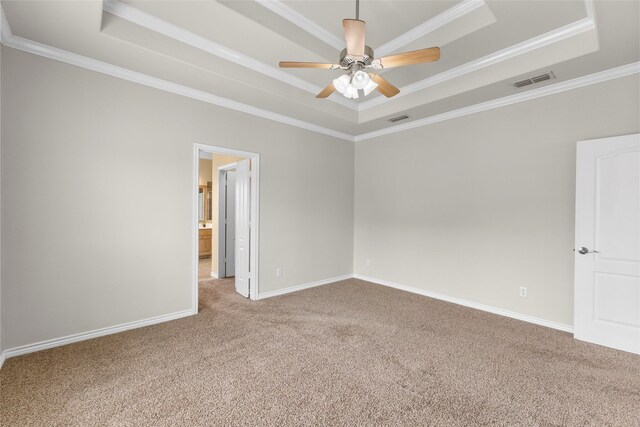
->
[234, 159, 251, 298]
[574, 134, 640, 354]
[225, 171, 236, 277]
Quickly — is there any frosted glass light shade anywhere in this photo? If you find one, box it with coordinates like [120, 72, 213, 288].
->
[363, 79, 378, 96]
[344, 84, 357, 99]
[352, 70, 370, 90]
[333, 74, 350, 94]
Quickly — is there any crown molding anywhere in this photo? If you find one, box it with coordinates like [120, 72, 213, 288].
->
[584, 0, 598, 47]
[0, 2, 11, 42]
[254, 0, 344, 51]
[102, 0, 597, 117]
[354, 62, 640, 142]
[584, 0, 596, 20]
[1, 2, 634, 145]
[250, 0, 593, 112]
[102, 0, 357, 111]
[0, 24, 355, 141]
[375, 0, 489, 57]
[358, 15, 597, 111]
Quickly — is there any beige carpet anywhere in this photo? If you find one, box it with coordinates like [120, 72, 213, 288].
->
[1, 278, 639, 426]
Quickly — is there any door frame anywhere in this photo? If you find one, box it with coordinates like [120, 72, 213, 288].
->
[193, 143, 260, 312]
[217, 162, 237, 279]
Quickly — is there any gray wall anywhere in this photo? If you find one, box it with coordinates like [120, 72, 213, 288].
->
[1, 47, 354, 350]
[354, 75, 640, 326]
[2, 44, 639, 353]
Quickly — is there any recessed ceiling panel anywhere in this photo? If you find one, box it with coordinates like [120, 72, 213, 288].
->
[1, 0, 638, 139]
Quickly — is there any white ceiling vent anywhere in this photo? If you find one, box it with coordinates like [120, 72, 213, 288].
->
[513, 71, 555, 89]
[389, 114, 410, 123]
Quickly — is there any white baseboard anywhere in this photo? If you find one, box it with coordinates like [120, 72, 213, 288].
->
[354, 274, 574, 333]
[0, 274, 574, 369]
[257, 274, 354, 300]
[210, 272, 219, 279]
[0, 309, 194, 368]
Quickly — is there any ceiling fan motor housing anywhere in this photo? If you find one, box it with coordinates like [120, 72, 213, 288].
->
[340, 46, 374, 68]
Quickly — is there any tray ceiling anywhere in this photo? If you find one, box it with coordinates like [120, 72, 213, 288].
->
[1, 0, 639, 139]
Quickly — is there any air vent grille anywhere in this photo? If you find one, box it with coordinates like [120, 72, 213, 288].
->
[389, 114, 409, 123]
[514, 79, 533, 88]
[531, 73, 551, 83]
[513, 72, 555, 89]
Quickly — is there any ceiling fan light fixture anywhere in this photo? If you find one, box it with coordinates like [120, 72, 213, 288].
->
[363, 78, 378, 96]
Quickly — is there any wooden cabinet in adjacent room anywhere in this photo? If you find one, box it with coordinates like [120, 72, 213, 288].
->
[199, 228, 212, 258]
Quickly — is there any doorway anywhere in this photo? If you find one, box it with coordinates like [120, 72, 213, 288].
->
[193, 144, 260, 311]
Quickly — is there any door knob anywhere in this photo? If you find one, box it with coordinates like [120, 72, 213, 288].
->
[576, 246, 599, 255]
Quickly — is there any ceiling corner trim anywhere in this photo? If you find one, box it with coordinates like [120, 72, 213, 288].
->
[0, 5, 12, 43]
[584, 0, 596, 20]
[102, 0, 358, 111]
[354, 62, 640, 142]
[584, 0, 599, 47]
[1, 29, 355, 142]
[375, 0, 488, 57]
[254, 0, 344, 51]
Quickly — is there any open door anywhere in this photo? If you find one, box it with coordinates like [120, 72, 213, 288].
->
[234, 159, 251, 297]
[574, 134, 640, 354]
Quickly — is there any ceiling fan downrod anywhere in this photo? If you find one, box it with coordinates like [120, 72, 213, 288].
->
[355, 0, 360, 20]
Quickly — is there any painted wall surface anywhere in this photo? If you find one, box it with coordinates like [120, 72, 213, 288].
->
[1, 48, 354, 350]
[354, 75, 640, 327]
[2, 42, 639, 356]
[209, 154, 247, 277]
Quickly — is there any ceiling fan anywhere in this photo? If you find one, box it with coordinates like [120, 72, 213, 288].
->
[278, 0, 440, 100]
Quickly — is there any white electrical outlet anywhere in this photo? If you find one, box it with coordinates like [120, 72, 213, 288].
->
[365, 258, 371, 267]
[276, 267, 282, 277]
[519, 287, 528, 298]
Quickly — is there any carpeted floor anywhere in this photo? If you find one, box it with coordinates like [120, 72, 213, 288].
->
[1, 278, 639, 426]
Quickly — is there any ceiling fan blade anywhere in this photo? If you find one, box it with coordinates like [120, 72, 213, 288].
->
[316, 82, 336, 98]
[369, 74, 400, 98]
[343, 19, 366, 56]
[378, 47, 440, 69]
[279, 62, 339, 69]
